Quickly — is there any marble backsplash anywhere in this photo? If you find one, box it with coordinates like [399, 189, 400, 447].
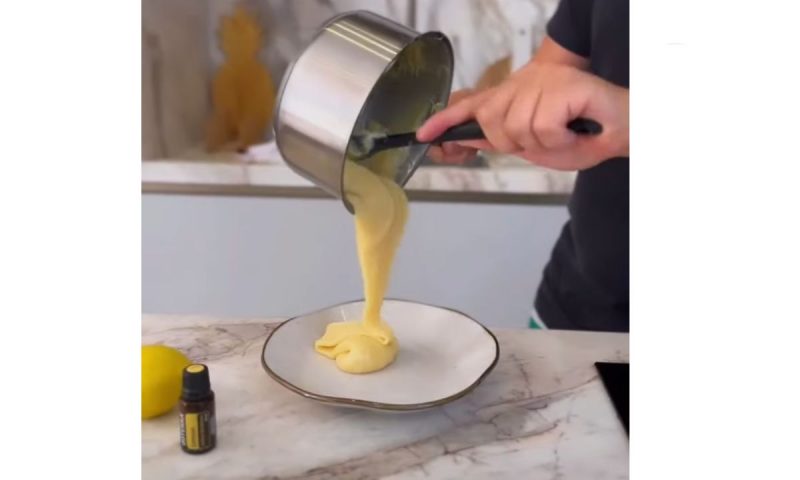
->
[142, 0, 211, 159]
[142, 0, 559, 161]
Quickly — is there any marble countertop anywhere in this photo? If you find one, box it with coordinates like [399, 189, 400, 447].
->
[142, 315, 628, 479]
[142, 142, 576, 203]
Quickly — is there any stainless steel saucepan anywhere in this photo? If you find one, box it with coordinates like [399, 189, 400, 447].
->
[273, 10, 454, 212]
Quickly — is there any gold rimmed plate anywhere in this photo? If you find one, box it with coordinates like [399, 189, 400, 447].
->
[261, 299, 499, 412]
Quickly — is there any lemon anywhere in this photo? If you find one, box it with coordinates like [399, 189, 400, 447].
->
[142, 345, 190, 419]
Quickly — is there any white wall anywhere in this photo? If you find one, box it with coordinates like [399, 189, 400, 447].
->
[142, 194, 568, 328]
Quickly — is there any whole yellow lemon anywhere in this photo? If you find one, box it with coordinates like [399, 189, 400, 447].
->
[142, 345, 190, 419]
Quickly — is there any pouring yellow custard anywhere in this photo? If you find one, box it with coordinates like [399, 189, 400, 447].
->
[313, 153, 409, 374]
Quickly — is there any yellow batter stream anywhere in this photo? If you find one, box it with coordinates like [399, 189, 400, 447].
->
[313, 155, 409, 374]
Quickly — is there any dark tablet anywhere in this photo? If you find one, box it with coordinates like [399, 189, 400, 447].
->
[595, 362, 629, 435]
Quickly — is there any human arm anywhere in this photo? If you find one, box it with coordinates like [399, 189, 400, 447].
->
[420, 0, 629, 170]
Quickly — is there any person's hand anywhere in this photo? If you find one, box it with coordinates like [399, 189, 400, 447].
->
[424, 89, 479, 165]
[417, 62, 629, 171]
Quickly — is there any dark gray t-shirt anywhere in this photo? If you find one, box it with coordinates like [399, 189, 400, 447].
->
[534, 0, 630, 332]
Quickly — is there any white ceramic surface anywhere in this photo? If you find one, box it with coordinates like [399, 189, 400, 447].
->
[262, 299, 499, 410]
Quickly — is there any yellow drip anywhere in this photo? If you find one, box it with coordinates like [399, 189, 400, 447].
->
[314, 153, 409, 374]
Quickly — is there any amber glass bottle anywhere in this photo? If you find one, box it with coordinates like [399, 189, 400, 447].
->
[178, 364, 216, 454]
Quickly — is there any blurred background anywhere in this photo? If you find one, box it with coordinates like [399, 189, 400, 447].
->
[142, 0, 572, 328]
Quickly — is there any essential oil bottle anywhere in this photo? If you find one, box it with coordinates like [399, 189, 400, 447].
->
[179, 364, 216, 454]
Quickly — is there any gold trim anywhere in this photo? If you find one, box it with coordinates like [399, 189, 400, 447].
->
[260, 298, 500, 412]
[143, 182, 570, 206]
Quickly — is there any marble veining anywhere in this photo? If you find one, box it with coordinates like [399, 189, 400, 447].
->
[142, 0, 575, 197]
[143, 0, 560, 159]
[142, 140, 576, 195]
[142, 159, 575, 195]
[415, 0, 557, 90]
[142, 0, 210, 159]
[142, 315, 628, 479]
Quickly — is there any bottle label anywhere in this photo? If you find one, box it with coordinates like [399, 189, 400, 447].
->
[180, 410, 214, 452]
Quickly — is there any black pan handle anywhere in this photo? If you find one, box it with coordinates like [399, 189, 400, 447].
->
[432, 120, 485, 144]
[566, 118, 603, 135]
[367, 117, 603, 158]
[434, 117, 603, 144]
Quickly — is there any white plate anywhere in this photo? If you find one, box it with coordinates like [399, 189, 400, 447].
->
[261, 299, 499, 411]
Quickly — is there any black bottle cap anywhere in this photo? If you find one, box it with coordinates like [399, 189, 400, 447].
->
[182, 364, 212, 401]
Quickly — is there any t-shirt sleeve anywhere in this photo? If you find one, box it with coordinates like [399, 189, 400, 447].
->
[546, 0, 593, 58]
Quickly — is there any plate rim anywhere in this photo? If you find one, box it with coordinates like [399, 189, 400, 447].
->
[260, 298, 500, 411]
